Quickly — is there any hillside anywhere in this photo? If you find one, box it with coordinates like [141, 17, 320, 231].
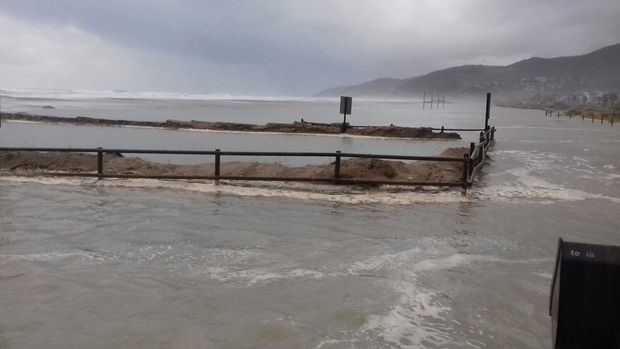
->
[315, 43, 620, 100]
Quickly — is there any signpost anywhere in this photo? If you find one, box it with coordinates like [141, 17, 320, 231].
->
[340, 96, 352, 133]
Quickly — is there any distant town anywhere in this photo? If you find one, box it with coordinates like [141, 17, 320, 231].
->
[528, 90, 619, 109]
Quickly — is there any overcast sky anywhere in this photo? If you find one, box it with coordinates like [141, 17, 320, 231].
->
[1, 0, 619, 96]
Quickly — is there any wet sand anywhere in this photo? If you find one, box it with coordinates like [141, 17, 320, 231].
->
[0, 148, 468, 183]
[1, 113, 461, 139]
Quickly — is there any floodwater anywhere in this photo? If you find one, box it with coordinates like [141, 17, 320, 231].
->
[0, 91, 619, 348]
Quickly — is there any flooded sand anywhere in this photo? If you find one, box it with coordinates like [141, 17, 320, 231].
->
[0, 147, 468, 183]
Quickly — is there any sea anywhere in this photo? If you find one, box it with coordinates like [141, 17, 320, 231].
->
[0, 88, 618, 348]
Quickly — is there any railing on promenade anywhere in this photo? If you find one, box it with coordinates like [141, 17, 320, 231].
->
[0, 147, 472, 188]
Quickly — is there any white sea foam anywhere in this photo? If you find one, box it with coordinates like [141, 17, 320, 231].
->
[0, 250, 105, 262]
[500, 126, 607, 132]
[480, 169, 620, 203]
[479, 150, 620, 203]
[314, 338, 359, 349]
[533, 272, 553, 279]
[0, 87, 417, 103]
[362, 283, 454, 348]
[0, 175, 468, 205]
[349, 246, 553, 347]
[0, 87, 326, 102]
[206, 267, 327, 286]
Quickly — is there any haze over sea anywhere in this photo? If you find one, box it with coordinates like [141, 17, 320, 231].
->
[0, 89, 619, 348]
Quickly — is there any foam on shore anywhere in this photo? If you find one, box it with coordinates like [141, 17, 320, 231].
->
[0, 175, 468, 205]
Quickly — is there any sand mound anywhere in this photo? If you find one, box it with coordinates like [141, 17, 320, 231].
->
[0, 147, 469, 184]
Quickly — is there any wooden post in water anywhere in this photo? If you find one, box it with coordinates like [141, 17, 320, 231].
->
[611, 116, 615, 126]
[334, 151, 341, 179]
[601, 115, 604, 124]
[214, 148, 221, 184]
[97, 147, 103, 179]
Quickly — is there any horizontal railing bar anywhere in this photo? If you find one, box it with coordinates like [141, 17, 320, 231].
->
[0, 171, 467, 187]
[429, 128, 485, 132]
[339, 153, 464, 162]
[0, 147, 466, 162]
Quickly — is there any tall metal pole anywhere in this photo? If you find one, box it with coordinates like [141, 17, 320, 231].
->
[485, 92, 491, 131]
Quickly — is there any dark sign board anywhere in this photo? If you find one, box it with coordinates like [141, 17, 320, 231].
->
[340, 96, 352, 115]
[550, 239, 620, 348]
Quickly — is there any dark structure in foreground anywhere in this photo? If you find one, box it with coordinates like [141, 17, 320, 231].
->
[550, 239, 620, 348]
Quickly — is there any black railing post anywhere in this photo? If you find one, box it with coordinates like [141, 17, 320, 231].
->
[334, 151, 341, 179]
[462, 154, 469, 192]
[214, 148, 221, 184]
[485, 92, 491, 131]
[97, 147, 103, 179]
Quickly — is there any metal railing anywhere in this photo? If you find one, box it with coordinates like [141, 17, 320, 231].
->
[465, 127, 496, 183]
[0, 147, 472, 188]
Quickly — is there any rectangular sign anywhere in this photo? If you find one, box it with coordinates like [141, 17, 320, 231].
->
[340, 96, 352, 115]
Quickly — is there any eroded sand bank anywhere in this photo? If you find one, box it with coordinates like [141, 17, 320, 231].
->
[2, 113, 461, 139]
[0, 148, 468, 183]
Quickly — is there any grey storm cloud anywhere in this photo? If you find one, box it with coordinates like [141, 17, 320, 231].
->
[0, 0, 619, 95]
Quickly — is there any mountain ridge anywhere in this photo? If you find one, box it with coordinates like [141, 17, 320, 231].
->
[315, 43, 620, 100]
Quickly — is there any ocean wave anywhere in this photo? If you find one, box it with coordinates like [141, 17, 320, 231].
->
[0, 87, 420, 103]
[0, 87, 326, 102]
